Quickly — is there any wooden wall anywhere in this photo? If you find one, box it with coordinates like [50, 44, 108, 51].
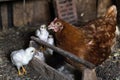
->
[115, 0, 120, 26]
[1, 4, 8, 30]
[0, 0, 51, 30]
[0, 0, 116, 30]
[97, 0, 112, 17]
[74, 0, 112, 25]
[13, 0, 51, 27]
[74, 0, 97, 24]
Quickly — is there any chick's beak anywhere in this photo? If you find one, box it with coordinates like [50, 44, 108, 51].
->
[35, 50, 39, 54]
[33, 50, 39, 55]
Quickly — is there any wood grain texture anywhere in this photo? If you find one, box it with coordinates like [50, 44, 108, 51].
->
[30, 57, 71, 80]
[74, 0, 97, 24]
[31, 36, 95, 69]
[13, 0, 50, 27]
[97, 0, 112, 17]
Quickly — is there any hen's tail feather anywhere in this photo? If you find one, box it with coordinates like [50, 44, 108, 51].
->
[105, 5, 117, 18]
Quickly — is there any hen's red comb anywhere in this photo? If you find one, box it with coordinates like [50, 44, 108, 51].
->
[54, 17, 58, 21]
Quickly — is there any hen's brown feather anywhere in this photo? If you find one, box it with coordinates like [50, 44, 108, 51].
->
[48, 5, 117, 68]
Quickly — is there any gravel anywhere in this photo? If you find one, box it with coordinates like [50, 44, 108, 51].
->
[0, 27, 119, 80]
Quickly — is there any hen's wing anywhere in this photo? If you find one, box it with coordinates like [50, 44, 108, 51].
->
[82, 5, 117, 65]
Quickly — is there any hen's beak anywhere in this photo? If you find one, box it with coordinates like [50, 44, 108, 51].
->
[48, 25, 52, 30]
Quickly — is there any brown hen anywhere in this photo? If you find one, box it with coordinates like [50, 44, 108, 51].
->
[48, 5, 117, 80]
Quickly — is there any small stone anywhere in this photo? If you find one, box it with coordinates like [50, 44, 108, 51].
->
[16, 32, 20, 35]
[113, 53, 120, 57]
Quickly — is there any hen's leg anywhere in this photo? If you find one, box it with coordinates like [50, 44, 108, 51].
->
[82, 68, 97, 80]
[22, 66, 27, 74]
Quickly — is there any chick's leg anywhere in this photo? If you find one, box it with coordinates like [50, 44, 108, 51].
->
[17, 67, 22, 76]
[18, 69, 22, 75]
[43, 46, 47, 51]
[22, 66, 27, 74]
[40, 46, 46, 51]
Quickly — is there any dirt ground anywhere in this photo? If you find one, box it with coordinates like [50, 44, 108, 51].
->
[0, 27, 120, 80]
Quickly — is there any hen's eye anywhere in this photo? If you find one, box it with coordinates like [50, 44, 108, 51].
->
[55, 22, 61, 26]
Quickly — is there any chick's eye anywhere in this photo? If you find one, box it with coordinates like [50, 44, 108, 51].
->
[31, 50, 34, 53]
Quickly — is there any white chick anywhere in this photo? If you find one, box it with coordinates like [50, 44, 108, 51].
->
[36, 24, 49, 42]
[46, 35, 54, 55]
[36, 24, 49, 51]
[11, 47, 36, 75]
[34, 51, 45, 62]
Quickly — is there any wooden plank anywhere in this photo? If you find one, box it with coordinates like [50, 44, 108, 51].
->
[13, 0, 50, 27]
[13, 1, 34, 26]
[0, 0, 47, 2]
[30, 58, 71, 80]
[31, 36, 95, 69]
[13, 2, 24, 27]
[115, 0, 120, 26]
[23, 0, 34, 26]
[30, 37, 97, 80]
[0, 4, 2, 29]
[7, 2, 14, 28]
[53, 0, 78, 25]
[32, 0, 50, 25]
[0, 0, 51, 27]
[0, 0, 12, 2]
[97, 0, 112, 17]
[74, 0, 97, 25]
[1, 4, 8, 30]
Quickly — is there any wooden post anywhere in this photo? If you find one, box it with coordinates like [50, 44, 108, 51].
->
[7, 2, 14, 28]
[0, 4, 2, 29]
[115, 0, 120, 26]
